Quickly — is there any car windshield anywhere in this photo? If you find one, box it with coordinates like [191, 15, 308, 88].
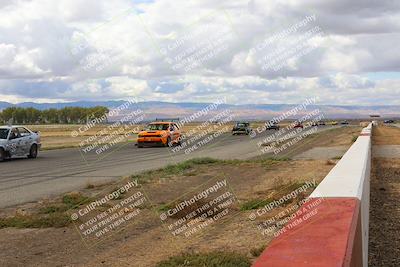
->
[146, 124, 169, 131]
[236, 123, 248, 127]
[0, 128, 9, 139]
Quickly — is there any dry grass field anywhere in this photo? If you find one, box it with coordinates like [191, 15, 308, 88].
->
[27, 124, 138, 150]
[372, 125, 400, 145]
[369, 125, 400, 266]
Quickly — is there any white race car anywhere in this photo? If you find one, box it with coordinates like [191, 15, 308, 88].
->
[0, 125, 41, 161]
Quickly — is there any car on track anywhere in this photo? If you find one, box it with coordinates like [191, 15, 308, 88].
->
[232, 122, 252, 135]
[340, 120, 349, 125]
[0, 125, 41, 161]
[293, 122, 304, 129]
[137, 121, 181, 147]
[331, 121, 338, 125]
[318, 121, 326, 126]
[384, 120, 395, 124]
[266, 122, 280, 130]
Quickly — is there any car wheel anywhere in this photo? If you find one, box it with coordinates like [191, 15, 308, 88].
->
[28, 144, 38, 158]
[137, 143, 143, 148]
[0, 148, 5, 162]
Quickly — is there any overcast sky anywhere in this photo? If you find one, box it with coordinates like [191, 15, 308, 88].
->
[0, 0, 399, 105]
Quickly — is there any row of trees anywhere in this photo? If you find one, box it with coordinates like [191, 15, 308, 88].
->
[0, 106, 109, 124]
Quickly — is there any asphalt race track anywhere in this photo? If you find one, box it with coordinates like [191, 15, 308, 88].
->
[0, 126, 337, 208]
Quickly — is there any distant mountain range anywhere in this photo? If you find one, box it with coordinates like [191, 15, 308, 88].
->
[1, 100, 399, 120]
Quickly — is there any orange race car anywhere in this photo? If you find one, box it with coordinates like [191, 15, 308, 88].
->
[137, 120, 181, 148]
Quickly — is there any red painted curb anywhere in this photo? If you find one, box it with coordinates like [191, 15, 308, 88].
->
[252, 198, 361, 267]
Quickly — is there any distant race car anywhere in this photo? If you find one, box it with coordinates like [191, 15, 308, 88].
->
[0, 125, 41, 161]
[293, 122, 304, 129]
[232, 122, 252, 135]
[137, 121, 181, 147]
[318, 121, 326, 126]
[266, 122, 280, 130]
[384, 120, 395, 124]
[340, 120, 349, 125]
[331, 121, 338, 125]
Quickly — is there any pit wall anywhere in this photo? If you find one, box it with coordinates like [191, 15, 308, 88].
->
[253, 123, 372, 267]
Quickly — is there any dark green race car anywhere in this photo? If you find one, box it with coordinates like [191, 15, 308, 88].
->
[232, 122, 252, 135]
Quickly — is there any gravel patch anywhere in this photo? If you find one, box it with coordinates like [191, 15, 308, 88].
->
[369, 160, 400, 266]
[293, 146, 349, 160]
[373, 145, 400, 158]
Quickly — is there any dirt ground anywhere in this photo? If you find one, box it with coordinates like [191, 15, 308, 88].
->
[0, 126, 358, 267]
[371, 126, 400, 145]
[293, 146, 349, 160]
[291, 125, 361, 160]
[269, 126, 361, 160]
[369, 126, 400, 266]
[0, 159, 335, 267]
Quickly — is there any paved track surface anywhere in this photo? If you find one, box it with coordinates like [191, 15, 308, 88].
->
[0, 126, 336, 207]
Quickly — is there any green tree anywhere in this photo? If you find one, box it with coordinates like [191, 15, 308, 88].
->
[0, 106, 109, 125]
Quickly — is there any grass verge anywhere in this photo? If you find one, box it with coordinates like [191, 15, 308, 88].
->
[240, 181, 318, 211]
[131, 157, 288, 183]
[0, 213, 71, 228]
[250, 245, 266, 257]
[0, 192, 89, 229]
[0, 157, 289, 229]
[156, 252, 251, 267]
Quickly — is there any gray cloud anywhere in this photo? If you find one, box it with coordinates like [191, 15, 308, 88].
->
[0, 0, 399, 105]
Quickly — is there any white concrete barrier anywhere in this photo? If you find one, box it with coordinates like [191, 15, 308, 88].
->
[310, 123, 372, 266]
[253, 123, 373, 267]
